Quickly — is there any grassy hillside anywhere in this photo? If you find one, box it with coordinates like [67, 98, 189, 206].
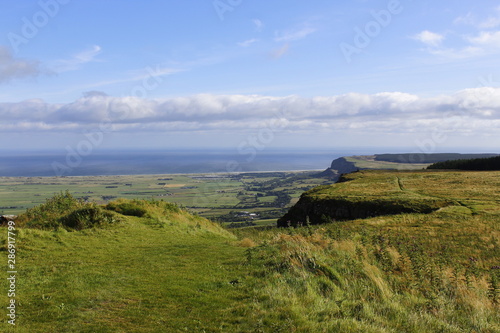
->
[344, 156, 430, 170]
[238, 170, 500, 332]
[279, 170, 500, 226]
[338, 153, 499, 172]
[0, 196, 256, 332]
[237, 209, 499, 332]
[1, 171, 499, 332]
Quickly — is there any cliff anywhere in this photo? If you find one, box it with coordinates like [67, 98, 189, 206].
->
[277, 171, 454, 227]
[317, 153, 500, 177]
[315, 157, 359, 180]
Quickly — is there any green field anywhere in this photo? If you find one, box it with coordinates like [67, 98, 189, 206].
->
[345, 156, 431, 170]
[0, 171, 333, 228]
[0, 170, 499, 332]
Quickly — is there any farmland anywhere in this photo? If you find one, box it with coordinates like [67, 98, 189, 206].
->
[0, 171, 333, 227]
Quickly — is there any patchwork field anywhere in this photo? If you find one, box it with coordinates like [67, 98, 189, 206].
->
[0, 172, 333, 227]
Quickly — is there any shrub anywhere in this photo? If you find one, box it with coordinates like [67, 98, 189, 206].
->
[105, 198, 180, 219]
[16, 191, 121, 230]
[59, 204, 120, 230]
[106, 201, 148, 217]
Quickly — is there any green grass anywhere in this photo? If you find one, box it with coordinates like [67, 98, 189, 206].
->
[1, 199, 257, 332]
[280, 170, 500, 226]
[1, 170, 499, 332]
[345, 156, 430, 170]
[236, 212, 500, 332]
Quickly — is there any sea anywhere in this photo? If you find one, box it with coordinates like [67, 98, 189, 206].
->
[0, 149, 369, 177]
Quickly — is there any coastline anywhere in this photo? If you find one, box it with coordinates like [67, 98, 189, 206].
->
[0, 169, 326, 179]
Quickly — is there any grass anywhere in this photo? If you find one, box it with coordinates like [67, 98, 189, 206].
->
[238, 170, 500, 331]
[1, 198, 253, 332]
[345, 156, 430, 170]
[1, 170, 499, 332]
[280, 170, 500, 226]
[235, 212, 500, 332]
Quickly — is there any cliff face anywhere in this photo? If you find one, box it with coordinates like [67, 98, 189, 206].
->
[277, 195, 445, 227]
[277, 171, 453, 227]
[315, 157, 358, 180]
[330, 157, 358, 173]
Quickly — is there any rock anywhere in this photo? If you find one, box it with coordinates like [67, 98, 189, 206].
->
[313, 157, 359, 180]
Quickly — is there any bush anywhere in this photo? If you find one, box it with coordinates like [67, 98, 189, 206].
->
[59, 204, 120, 230]
[105, 198, 180, 219]
[106, 201, 148, 217]
[16, 191, 121, 230]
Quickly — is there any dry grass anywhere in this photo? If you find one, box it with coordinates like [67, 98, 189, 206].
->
[238, 237, 257, 247]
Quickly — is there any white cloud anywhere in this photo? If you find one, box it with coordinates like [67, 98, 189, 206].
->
[454, 7, 500, 29]
[1, 89, 500, 137]
[413, 30, 445, 47]
[467, 30, 500, 48]
[479, 17, 500, 29]
[0, 46, 42, 83]
[238, 38, 259, 47]
[478, 6, 500, 29]
[275, 26, 316, 42]
[427, 45, 484, 59]
[52, 45, 102, 72]
[79, 65, 182, 90]
[414, 29, 500, 59]
[454, 12, 475, 26]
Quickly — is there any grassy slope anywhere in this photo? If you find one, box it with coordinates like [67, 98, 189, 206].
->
[237, 170, 500, 332]
[316, 170, 500, 215]
[345, 156, 430, 170]
[1, 171, 499, 332]
[0, 205, 259, 332]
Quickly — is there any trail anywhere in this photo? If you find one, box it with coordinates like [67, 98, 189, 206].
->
[396, 177, 405, 191]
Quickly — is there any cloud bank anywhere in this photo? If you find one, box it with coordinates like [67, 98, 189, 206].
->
[1, 89, 499, 137]
[0, 46, 42, 83]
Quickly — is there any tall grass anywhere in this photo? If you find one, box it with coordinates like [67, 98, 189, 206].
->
[238, 212, 500, 332]
[16, 191, 121, 230]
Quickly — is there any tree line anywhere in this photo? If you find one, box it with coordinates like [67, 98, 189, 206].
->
[427, 156, 500, 170]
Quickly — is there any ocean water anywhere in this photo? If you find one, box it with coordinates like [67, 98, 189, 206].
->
[0, 149, 348, 177]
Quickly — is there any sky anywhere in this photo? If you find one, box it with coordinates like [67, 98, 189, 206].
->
[0, 0, 499, 153]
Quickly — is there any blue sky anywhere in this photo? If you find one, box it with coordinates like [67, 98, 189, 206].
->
[1, 0, 499, 152]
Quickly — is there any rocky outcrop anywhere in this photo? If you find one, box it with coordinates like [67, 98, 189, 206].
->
[277, 172, 453, 227]
[314, 157, 358, 180]
[277, 195, 447, 227]
[330, 157, 358, 173]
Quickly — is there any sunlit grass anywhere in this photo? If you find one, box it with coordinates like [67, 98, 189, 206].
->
[1, 170, 499, 332]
